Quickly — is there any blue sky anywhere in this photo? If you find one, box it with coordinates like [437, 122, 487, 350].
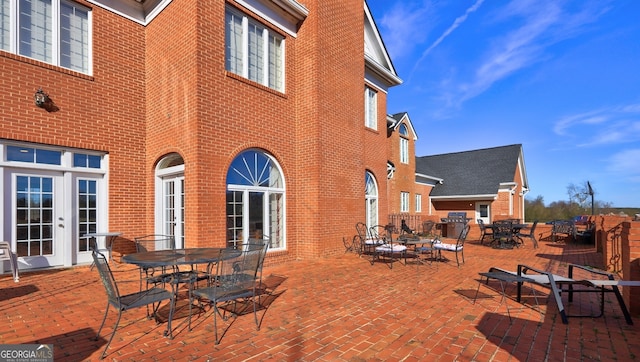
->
[366, 0, 640, 208]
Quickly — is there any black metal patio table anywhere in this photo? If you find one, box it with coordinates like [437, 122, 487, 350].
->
[122, 247, 241, 337]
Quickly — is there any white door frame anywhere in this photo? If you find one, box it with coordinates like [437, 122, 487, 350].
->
[155, 158, 185, 248]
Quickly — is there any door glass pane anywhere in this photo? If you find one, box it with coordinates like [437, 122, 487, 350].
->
[16, 175, 54, 257]
[269, 193, 283, 249]
[226, 190, 243, 248]
[78, 179, 97, 252]
[249, 192, 264, 239]
[164, 180, 176, 237]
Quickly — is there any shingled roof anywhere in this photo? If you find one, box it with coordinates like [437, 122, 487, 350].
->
[415, 144, 526, 198]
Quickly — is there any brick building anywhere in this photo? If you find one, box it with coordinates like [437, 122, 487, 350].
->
[0, 0, 408, 271]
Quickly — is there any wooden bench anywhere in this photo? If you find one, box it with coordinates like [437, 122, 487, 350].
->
[551, 220, 576, 242]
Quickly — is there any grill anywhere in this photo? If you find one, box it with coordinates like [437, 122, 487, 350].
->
[440, 212, 471, 238]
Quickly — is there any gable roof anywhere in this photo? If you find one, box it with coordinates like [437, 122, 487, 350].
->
[388, 112, 418, 140]
[415, 144, 527, 199]
[364, 1, 402, 88]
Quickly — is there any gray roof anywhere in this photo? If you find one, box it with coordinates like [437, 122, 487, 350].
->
[415, 144, 524, 197]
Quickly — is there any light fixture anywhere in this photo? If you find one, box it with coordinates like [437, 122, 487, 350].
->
[34, 88, 49, 108]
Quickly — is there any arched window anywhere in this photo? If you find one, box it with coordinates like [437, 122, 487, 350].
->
[226, 149, 285, 250]
[399, 124, 408, 136]
[365, 171, 378, 228]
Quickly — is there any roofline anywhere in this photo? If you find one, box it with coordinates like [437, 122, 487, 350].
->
[416, 173, 443, 184]
[430, 194, 498, 201]
[364, 1, 399, 77]
[365, 54, 403, 86]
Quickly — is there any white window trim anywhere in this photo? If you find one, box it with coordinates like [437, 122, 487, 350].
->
[400, 191, 409, 213]
[226, 5, 286, 92]
[415, 194, 422, 212]
[364, 86, 377, 130]
[400, 137, 408, 164]
[1, 0, 93, 75]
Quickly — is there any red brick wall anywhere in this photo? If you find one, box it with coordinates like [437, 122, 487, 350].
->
[1, 0, 393, 266]
[388, 120, 417, 215]
[0, 2, 148, 238]
[623, 221, 640, 314]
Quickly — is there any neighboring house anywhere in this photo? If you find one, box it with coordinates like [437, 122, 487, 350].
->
[415, 144, 529, 226]
[386, 128, 529, 232]
[0, 0, 402, 272]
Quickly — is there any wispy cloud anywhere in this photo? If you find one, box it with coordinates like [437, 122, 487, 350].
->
[411, 0, 486, 76]
[427, 0, 609, 110]
[608, 149, 640, 181]
[376, 2, 434, 60]
[553, 103, 640, 146]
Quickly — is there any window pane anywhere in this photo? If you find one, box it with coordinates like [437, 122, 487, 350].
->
[247, 22, 264, 84]
[227, 150, 282, 187]
[88, 155, 101, 168]
[19, 0, 53, 62]
[268, 33, 283, 91]
[60, 2, 89, 72]
[7, 146, 34, 162]
[225, 9, 243, 75]
[73, 153, 86, 167]
[35, 149, 61, 165]
[1, 0, 9, 51]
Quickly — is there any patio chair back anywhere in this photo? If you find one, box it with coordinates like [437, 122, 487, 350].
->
[434, 224, 470, 267]
[477, 219, 494, 245]
[193, 244, 266, 344]
[0, 241, 19, 282]
[492, 220, 514, 245]
[92, 249, 174, 359]
[134, 234, 175, 252]
[517, 220, 539, 248]
[421, 221, 436, 237]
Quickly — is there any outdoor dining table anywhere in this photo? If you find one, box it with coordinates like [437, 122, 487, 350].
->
[489, 223, 529, 249]
[121, 247, 241, 337]
[396, 235, 439, 264]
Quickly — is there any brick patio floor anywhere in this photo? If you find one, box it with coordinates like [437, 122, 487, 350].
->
[1, 238, 639, 361]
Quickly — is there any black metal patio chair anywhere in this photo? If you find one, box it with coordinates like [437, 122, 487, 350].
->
[92, 249, 174, 359]
[433, 224, 470, 267]
[515, 220, 539, 248]
[193, 240, 269, 344]
[477, 219, 494, 245]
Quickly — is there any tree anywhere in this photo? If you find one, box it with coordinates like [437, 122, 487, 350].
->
[567, 181, 595, 215]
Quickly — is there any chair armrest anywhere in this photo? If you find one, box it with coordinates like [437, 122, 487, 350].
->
[517, 264, 549, 276]
[568, 264, 614, 280]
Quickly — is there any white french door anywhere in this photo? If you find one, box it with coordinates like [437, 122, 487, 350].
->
[9, 170, 65, 268]
[161, 176, 184, 248]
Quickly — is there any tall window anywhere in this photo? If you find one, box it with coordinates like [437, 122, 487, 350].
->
[0, 0, 91, 74]
[399, 124, 409, 164]
[227, 149, 285, 251]
[400, 192, 409, 213]
[225, 6, 285, 92]
[364, 86, 377, 129]
[415, 194, 422, 212]
[365, 171, 378, 228]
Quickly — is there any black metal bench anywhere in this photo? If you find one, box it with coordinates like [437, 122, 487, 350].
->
[551, 221, 576, 242]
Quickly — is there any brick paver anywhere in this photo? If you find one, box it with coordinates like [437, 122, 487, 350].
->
[1, 238, 639, 361]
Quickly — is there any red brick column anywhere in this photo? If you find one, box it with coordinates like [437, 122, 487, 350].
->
[622, 221, 640, 315]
